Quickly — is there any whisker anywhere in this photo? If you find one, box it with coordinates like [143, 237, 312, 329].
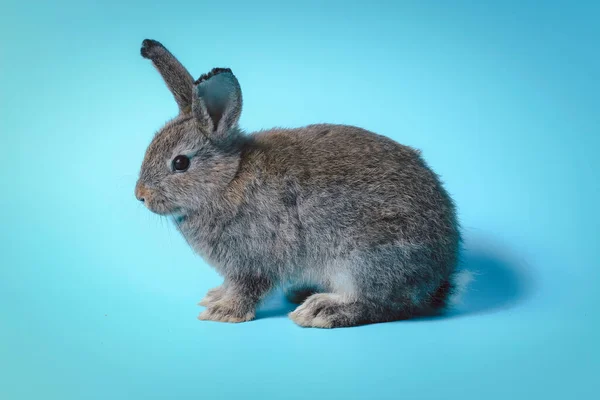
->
[165, 216, 175, 248]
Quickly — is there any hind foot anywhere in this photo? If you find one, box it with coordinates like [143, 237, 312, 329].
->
[289, 293, 374, 328]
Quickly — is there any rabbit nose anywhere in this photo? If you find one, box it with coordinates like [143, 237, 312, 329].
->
[135, 183, 148, 202]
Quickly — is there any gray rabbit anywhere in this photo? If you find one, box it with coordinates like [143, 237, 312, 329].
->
[135, 39, 463, 328]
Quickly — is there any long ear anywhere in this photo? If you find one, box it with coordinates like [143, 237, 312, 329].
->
[192, 68, 243, 139]
[140, 39, 195, 114]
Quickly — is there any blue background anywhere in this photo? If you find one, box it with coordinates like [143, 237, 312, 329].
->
[1, 1, 598, 399]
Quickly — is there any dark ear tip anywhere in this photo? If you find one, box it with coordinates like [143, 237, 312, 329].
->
[140, 39, 163, 58]
[194, 67, 233, 85]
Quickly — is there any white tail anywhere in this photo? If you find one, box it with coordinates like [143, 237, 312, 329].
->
[449, 269, 475, 306]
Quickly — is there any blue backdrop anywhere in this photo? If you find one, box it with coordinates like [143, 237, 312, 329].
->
[1, 1, 598, 399]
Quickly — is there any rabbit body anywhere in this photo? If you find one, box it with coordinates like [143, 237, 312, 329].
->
[136, 39, 460, 328]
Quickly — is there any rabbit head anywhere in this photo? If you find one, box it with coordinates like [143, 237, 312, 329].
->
[135, 39, 244, 216]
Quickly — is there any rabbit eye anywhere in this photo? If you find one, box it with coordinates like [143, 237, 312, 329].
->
[172, 155, 190, 172]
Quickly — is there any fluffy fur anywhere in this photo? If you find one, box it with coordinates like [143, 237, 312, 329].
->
[135, 39, 462, 328]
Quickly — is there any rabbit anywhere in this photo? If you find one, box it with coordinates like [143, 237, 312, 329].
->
[135, 39, 463, 328]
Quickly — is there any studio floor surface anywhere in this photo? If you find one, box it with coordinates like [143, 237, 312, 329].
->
[1, 1, 598, 399]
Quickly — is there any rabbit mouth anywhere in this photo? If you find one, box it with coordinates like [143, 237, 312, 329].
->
[144, 198, 181, 217]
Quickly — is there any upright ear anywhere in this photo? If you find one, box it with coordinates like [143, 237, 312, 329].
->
[140, 39, 195, 114]
[192, 68, 243, 139]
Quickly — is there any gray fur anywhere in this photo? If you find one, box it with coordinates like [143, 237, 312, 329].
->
[135, 39, 461, 328]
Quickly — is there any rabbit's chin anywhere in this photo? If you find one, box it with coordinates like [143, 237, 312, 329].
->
[144, 201, 182, 217]
[147, 205, 187, 223]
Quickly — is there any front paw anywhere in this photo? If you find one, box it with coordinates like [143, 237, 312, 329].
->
[198, 285, 226, 307]
[198, 298, 255, 323]
[140, 39, 164, 59]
